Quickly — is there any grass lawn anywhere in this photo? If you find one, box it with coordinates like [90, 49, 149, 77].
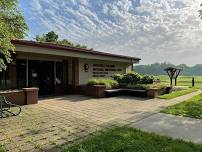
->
[156, 75, 202, 89]
[158, 88, 198, 99]
[62, 127, 202, 152]
[162, 94, 202, 119]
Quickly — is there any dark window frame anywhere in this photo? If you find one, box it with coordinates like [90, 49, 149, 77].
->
[0, 67, 10, 90]
[56, 62, 64, 85]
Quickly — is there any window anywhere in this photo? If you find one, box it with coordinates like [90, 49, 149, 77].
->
[16, 59, 26, 88]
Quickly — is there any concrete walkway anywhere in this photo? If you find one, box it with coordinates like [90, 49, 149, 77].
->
[131, 113, 202, 144]
[131, 90, 202, 144]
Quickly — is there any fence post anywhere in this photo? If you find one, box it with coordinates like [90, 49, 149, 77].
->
[192, 77, 195, 87]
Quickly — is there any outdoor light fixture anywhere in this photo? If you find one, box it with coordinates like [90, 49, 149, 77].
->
[164, 67, 182, 86]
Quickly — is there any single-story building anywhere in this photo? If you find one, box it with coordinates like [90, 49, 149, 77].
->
[0, 40, 141, 97]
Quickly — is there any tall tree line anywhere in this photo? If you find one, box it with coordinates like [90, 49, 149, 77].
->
[134, 63, 202, 76]
[35, 31, 89, 49]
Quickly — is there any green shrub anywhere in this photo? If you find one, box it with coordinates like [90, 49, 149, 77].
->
[127, 83, 168, 90]
[113, 74, 124, 83]
[0, 144, 6, 152]
[127, 84, 147, 90]
[146, 83, 168, 89]
[141, 75, 154, 84]
[122, 72, 141, 84]
[87, 78, 119, 89]
[88, 79, 99, 85]
[113, 72, 155, 85]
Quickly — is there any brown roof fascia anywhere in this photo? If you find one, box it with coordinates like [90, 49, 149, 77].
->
[11, 40, 141, 61]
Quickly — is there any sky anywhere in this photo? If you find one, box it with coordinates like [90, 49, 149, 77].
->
[19, 0, 202, 66]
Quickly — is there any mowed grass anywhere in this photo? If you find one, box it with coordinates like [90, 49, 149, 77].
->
[62, 127, 202, 152]
[158, 88, 198, 99]
[162, 94, 202, 119]
[157, 75, 202, 88]
[0, 144, 5, 152]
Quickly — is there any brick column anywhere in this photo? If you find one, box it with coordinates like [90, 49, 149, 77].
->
[23, 88, 39, 105]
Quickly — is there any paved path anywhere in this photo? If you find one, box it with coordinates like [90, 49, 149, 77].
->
[0, 90, 201, 151]
[131, 113, 202, 144]
[131, 90, 202, 144]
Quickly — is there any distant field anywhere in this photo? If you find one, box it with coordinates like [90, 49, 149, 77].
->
[155, 75, 202, 88]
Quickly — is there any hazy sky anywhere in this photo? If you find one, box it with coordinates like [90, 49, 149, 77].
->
[19, 0, 202, 65]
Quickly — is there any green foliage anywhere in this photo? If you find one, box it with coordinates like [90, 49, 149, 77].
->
[199, 4, 202, 19]
[57, 39, 74, 46]
[146, 83, 168, 89]
[127, 83, 167, 90]
[35, 31, 88, 49]
[156, 75, 202, 89]
[113, 72, 154, 85]
[113, 74, 124, 83]
[87, 78, 119, 89]
[122, 72, 141, 84]
[62, 127, 202, 152]
[87, 79, 99, 85]
[0, 0, 28, 70]
[162, 94, 202, 119]
[36, 31, 58, 42]
[134, 63, 202, 76]
[127, 84, 148, 90]
[159, 88, 198, 99]
[0, 144, 6, 152]
[75, 44, 87, 49]
[141, 75, 154, 84]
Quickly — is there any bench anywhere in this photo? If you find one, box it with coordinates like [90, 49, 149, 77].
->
[0, 96, 22, 118]
[105, 89, 147, 97]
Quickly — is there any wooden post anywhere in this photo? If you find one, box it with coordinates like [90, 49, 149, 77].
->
[192, 77, 195, 87]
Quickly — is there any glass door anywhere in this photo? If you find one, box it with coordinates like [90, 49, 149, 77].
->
[29, 60, 55, 96]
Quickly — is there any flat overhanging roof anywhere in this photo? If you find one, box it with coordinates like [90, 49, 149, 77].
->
[12, 40, 141, 63]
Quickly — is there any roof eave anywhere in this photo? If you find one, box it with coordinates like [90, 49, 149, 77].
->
[12, 40, 141, 62]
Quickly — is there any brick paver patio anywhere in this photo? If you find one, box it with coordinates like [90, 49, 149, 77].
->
[0, 91, 201, 152]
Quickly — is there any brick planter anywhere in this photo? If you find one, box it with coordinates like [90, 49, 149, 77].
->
[0, 90, 26, 105]
[146, 87, 171, 98]
[0, 88, 39, 105]
[79, 85, 172, 99]
[80, 85, 106, 98]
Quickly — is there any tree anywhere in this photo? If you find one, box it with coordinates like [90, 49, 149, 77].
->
[75, 44, 87, 49]
[35, 31, 88, 49]
[57, 39, 74, 47]
[199, 4, 202, 19]
[36, 31, 58, 42]
[134, 63, 202, 76]
[0, 0, 28, 70]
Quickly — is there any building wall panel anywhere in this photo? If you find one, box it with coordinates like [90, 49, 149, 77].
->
[79, 58, 130, 85]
